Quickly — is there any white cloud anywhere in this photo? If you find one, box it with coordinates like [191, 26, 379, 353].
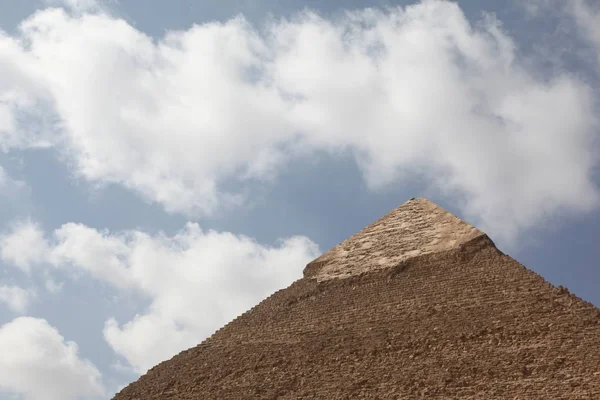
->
[0, 285, 35, 313]
[0, 317, 106, 400]
[0, 1, 599, 241]
[0, 220, 49, 273]
[101, 226, 318, 373]
[0, 32, 55, 151]
[270, 5, 599, 241]
[51, 223, 134, 288]
[0, 221, 320, 373]
[103, 231, 318, 373]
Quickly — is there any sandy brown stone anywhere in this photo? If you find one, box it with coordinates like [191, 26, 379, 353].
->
[113, 198, 600, 399]
[304, 198, 486, 281]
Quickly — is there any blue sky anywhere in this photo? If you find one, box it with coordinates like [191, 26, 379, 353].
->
[0, 0, 599, 398]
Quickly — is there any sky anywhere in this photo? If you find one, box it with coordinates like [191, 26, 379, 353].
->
[0, 0, 599, 398]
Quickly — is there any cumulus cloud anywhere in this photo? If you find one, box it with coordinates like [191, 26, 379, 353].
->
[0, 317, 106, 400]
[269, 5, 599, 240]
[0, 220, 49, 273]
[0, 221, 320, 373]
[0, 1, 598, 241]
[0, 285, 35, 313]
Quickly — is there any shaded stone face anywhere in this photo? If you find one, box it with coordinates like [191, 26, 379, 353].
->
[304, 197, 487, 281]
[113, 198, 600, 400]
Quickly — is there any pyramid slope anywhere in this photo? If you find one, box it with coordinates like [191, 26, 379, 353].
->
[113, 199, 600, 399]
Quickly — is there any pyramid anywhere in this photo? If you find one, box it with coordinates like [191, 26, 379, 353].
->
[113, 198, 600, 399]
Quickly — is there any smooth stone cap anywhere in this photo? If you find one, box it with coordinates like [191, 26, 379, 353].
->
[304, 197, 492, 281]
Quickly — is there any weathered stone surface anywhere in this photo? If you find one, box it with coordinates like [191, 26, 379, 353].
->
[304, 197, 487, 281]
[113, 198, 600, 400]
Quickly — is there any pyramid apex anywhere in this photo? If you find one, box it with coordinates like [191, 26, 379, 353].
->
[304, 197, 494, 281]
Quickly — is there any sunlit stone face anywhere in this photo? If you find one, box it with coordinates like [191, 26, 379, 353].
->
[305, 198, 487, 281]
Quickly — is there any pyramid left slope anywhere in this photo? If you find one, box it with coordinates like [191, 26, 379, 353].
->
[113, 199, 600, 399]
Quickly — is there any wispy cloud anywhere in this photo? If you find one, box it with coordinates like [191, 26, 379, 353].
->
[0, 166, 28, 195]
[43, 0, 101, 13]
[0, 284, 36, 313]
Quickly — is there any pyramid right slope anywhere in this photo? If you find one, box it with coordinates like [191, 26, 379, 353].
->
[114, 198, 600, 399]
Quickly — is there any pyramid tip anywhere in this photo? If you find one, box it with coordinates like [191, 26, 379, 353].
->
[305, 197, 493, 280]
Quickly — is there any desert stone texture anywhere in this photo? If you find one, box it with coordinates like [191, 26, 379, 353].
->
[113, 198, 600, 399]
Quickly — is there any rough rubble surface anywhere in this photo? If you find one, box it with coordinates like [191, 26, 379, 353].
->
[113, 198, 600, 399]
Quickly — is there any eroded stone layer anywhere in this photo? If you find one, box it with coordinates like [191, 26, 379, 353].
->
[113, 244, 600, 399]
[304, 197, 487, 281]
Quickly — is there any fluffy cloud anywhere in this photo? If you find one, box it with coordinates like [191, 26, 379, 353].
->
[268, 5, 599, 240]
[0, 220, 49, 273]
[0, 221, 320, 373]
[0, 1, 599, 241]
[0, 317, 106, 400]
[0, 285, 35, 313]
